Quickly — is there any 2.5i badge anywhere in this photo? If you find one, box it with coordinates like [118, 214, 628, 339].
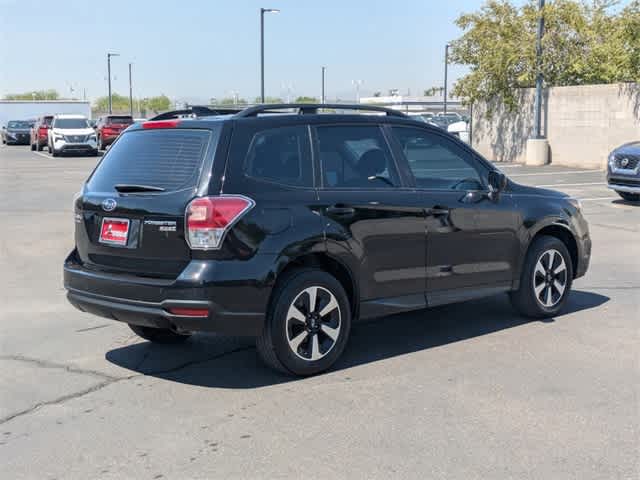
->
[99, 218, 130, 246]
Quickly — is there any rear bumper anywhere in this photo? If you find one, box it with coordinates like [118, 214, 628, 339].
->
[64, 250, 272, 336]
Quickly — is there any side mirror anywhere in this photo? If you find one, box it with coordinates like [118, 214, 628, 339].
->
[488, 171, 507, 198]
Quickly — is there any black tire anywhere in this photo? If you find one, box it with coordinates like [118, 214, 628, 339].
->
[37, 141, 44, 151]
[129, 324, 191, 344]
[90, 149, 99, 156]
[256, 269, 351, 376]
[30, 141, 36, 151]
[617, 191, 640, 202]
[510, 235, 573, 318]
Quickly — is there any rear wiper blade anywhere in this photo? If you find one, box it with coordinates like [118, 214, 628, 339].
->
[113, 184, 166, 193]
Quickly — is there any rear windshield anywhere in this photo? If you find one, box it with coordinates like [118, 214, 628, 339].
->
[54, 118, 89, 129]
[42, 117, 53, 125]
[108, 116, 133, 125]
[86, 128, 217, 193]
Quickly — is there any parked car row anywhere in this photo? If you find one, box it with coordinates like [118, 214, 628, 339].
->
[2, 114, 139, 156]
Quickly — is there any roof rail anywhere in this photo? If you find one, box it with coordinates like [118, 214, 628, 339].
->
[234, 103, 408, 118]
[150, 105, 243, 121]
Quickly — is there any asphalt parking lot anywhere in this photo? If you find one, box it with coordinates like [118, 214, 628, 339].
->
[1, 144, 638, 479]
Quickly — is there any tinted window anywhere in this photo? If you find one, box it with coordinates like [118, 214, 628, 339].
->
[316, 125, 399, 189]
[392, 127, 483, 190]
[86, 128, 216, 193]
[245, 126, 312, 187]
[54, 118, 89, 129]
[108, 116, 133, 125]
[42, 117, 53, 126]
[7, 121, 30, 128]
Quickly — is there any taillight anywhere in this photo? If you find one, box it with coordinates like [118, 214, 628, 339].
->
[143, 120, 181, 129]
[185, 195, 255, 250]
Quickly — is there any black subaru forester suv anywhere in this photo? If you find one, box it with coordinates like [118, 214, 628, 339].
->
[64, 104, 591, 376]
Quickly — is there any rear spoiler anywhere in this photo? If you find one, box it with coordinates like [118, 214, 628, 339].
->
[150, 106, 243, 121]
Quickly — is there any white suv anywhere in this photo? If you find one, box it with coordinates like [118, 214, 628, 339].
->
[48, 115, 98, 156]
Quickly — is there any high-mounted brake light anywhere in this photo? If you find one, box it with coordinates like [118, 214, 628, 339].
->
[185, 195, 255, 250]
[142, 120, 181, 129]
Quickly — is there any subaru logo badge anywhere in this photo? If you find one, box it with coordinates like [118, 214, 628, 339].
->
[102, 198, 117, 212]
[620, 157, 630, 168]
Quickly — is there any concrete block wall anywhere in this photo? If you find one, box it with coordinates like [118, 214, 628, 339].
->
[471, 83, 640, 169]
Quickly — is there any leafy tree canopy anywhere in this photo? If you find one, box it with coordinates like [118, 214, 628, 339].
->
[295, 96, 319, 103]
[92, 94, 172, 116]
[4, 89, 61, 100]
[253, 96, 284, 104]
[450, 0, 640, 109]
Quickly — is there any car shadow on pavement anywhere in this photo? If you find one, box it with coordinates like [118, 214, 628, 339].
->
[105, 290, 608, 389]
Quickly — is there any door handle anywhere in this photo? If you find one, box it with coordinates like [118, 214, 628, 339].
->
[426, 206, 449, 216]
[327, 205, 355, 216]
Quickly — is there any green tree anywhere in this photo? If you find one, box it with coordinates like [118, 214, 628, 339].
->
[212, 97, 248, 106]
[253, 96, 284, 104]
[93, 93, 131, 113]
[294, 96, 319, 103]
[92, 93, 172, 116]
[144, 95, 172, 113]
[449, 0, 640, 110]
[4, 89, 60, 100]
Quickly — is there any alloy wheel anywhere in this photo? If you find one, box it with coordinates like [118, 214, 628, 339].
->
[533, 249, 567, 308]
[286, 286, 341, 361]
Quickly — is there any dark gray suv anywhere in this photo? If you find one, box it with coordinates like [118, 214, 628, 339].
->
[607, 142, 640, 201]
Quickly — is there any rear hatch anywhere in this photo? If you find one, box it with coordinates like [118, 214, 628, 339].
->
[75, 125, 221, 278]
[105, 116, 134, 135]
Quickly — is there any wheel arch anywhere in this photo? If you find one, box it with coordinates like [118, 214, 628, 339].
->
[270, 252, 359, 319]
[527, 222, 579, 279]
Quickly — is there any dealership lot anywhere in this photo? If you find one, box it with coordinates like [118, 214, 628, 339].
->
[0, 145, 638, 479]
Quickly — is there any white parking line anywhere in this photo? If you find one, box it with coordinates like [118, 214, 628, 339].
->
[535, 182, 605, 187]
[33, 151, 51, 159]
[578, 196, 618, 201]
[510, 170, 602, 177]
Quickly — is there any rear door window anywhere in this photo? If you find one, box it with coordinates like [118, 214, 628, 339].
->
[86, 128, 217, 193]
[244, 125, 312, 187]
[315, 125, 400, 189]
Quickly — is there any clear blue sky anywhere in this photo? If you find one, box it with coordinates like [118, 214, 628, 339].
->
[0, 0, 531, 103]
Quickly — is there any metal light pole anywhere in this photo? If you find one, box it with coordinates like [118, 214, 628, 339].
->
[260, 8, 280, 104]
[128, 63, 133, 117]
[321, 66, 326, 104]
[107, 52, 119, 114]
[352, 80, 363, 103]
[533, 0, 545, 138]
[443, 43, 450, 115]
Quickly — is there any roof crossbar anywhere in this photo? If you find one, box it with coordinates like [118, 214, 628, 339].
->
[234, 103, 408, 118]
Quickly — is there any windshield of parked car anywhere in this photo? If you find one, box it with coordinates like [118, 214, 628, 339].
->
[7, 121, 31, 128]
[54, 118, 89, 129]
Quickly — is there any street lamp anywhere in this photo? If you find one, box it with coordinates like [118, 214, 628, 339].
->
[443, 43, 450, 115]
[128, 62, 133, 117]
[107, 52, 120, 114]
[352, 79, 364, 103]
[321, 66, 326, 104]
[260, 8, 280, 104]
